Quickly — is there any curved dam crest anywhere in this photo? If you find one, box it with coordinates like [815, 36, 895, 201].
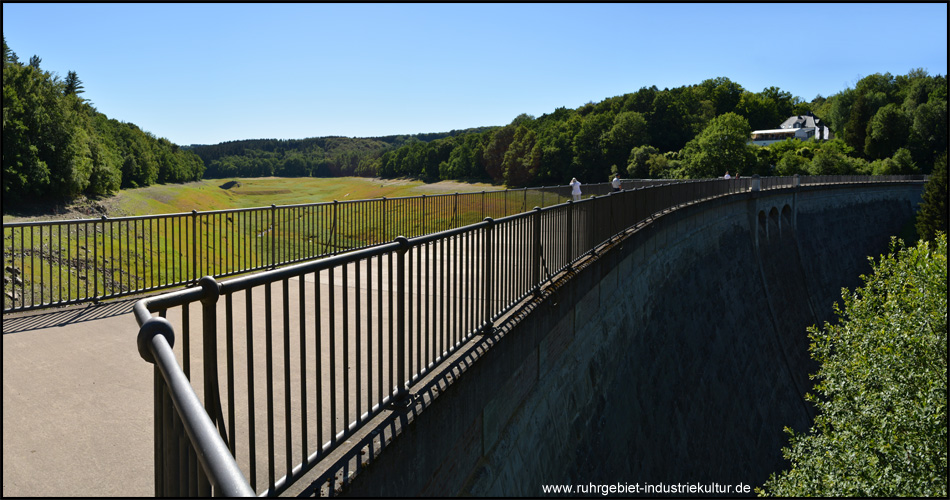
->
[337, 182, 922, 497]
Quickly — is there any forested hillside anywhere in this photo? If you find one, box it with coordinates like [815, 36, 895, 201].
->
[192, 127, 494, 179]
[3, 34, 946, 209]
[2, 37, 205, 208]
[371, 72, 946, 186]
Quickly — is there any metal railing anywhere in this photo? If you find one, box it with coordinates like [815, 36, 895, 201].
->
[5, 181, 688, 314]
[132, 175, 926, 496]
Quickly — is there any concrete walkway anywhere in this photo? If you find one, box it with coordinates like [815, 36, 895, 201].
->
[2, 247, 503, 497]
[3, 217, 537, 497]
[3, 298, 154, 497]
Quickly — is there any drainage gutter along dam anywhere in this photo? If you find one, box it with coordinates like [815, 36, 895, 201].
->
[336, 181, 923, 496]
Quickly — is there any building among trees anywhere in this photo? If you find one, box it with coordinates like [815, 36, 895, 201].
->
[750, 112, 834, 146]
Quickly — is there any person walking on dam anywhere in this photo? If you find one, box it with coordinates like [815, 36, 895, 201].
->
[570, 177, 582, 201]
[611, 174, 622, 192]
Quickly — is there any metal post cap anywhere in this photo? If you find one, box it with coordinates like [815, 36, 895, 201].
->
[137, 316, 175, 363]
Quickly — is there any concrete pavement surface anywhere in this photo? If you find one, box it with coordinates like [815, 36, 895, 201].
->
[3, 229, 519, 497]
[3, 298, 154, 497]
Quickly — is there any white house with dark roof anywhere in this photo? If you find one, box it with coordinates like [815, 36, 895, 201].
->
[750, 111, 833, 146]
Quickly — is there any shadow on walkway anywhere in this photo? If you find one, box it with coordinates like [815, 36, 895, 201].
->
[2, 298, 138, 335]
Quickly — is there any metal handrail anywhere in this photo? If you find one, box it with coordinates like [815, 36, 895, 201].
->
[130, 175, 927, 497]
[6, 181, 646, 313]
[136, 312, 255, 497]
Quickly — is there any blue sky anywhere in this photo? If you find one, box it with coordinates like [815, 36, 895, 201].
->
[3, 3, 947, 146]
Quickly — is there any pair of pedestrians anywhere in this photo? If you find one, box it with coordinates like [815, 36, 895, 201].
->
[569, 174, 623, 202]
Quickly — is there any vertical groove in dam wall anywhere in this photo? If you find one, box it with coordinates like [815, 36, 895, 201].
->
[341, 183, 922, 497]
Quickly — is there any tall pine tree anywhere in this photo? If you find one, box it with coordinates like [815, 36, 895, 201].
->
[64, 70, 84, 96]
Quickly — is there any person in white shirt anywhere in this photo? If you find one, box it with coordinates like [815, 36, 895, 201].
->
[723, 171, 732, 179]
[611, 174, 622, 192]
[570, 177, 582, 201]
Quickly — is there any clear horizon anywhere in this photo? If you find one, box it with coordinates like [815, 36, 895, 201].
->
[3, 3, 946, 146]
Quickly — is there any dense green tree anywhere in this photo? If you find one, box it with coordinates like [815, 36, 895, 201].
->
[864, 103, 910, 160]
[622, 85, 655, 114]
[85, 135, 122, 196]
[748, 145, 774, 176]
[808, 147, 857, 175]
[735, 91, 783, 131]
[276, 150, 308, 177]
[502, 126, 540, 186]
[625, 144, 659, 179]
[482, 125, 516, 182]
[1, 60, 93, 200]
[855, 72, 898, 105]
[899, 72, 934, 114]
[774, 151, 809, 176]
[3, 41, 216, 206]
[648, 152, 680, 179]
[533, 112, 581, 184]
[602, 111, 649, 173]
[801, 138, 868, 176]
[791, 98, 813, 116]
[759, 234, 947, 497]
[916, 153, 948, 242]
[441, 133, 487, 180]
[28, 54, 41, 69]
[825, 87, 856, 138]
[868, 148, 919, 176]
[510, 113, 535, 127]
[844, 93, 872, 158]
[3, 64, 50, 202]
[679, 112, 754, 178]
[570, 112, 612, 181]
[3, 35, 18, 64]
[63, 70, 84, 96]
[697, 76, 745, 116]
[907, 100, 948, 171]
[928, 75, 947, 102]
[648, 91, 693, 153]
[761, 86, 795, 119]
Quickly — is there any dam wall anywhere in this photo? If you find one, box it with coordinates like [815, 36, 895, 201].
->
[339, 182, 923, 496]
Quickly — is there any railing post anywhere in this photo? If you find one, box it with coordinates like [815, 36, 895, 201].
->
[752, 174, 761, 192]
[588, 196, 597, 256]
[394, 236, 410, 403]
[191, 210, 199, 283]
[794, 173, 800, 188]
[198, 276, 225, 444]
[481, 218, 494, 335]
[481, 191, 485, 220]
[331, 200, 338, 255]
[270, 204, 277, 268]
[453, 193, 459, 229]
[566, 200, 573, 266]
[421, 195, 426, 236]
[381, 197, 388, 240]
[533, 207, 542, 293]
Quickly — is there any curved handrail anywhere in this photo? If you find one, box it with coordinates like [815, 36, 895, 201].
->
[130, 174, 927, 497]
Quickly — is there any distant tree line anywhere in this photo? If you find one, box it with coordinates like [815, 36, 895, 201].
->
[191, 128, 493, 180]
[4, 34, 946, 209]
[370, 72, 946, 186]
[2, 37, 205, 208]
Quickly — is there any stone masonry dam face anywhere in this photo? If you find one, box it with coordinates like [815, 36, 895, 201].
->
[338, 182, 923, 497]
